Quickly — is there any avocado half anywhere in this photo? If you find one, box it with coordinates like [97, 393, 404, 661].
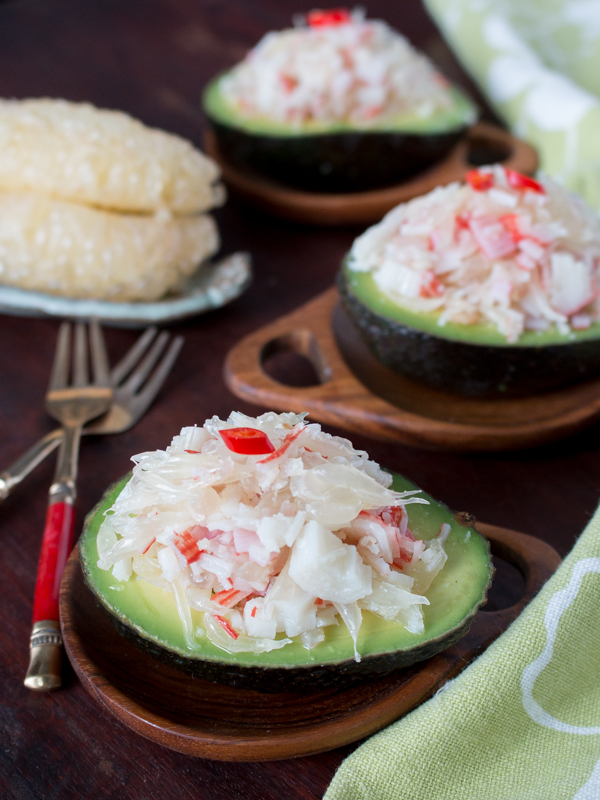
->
[339, 262, 600, 398]
[79, 473, 492, 693]
[203, 76, 477, 193]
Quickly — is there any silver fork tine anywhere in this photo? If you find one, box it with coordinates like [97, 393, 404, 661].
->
[129, 336, 184, 413]
[122, 331, 170, 395]
[110, 326, 158, 386]
[49, 323, 71, 391]
[89, 320, 110, 388]
[73, 322, 88, 388]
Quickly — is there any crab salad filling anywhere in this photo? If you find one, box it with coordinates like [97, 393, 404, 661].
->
[348, 165, 600, 343]
[96, 412, 450, 661]
[219, 8, 469, 129]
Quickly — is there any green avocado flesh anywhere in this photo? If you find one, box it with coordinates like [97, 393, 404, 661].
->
[204, 78, 476, 137]
[80, 473, 491, 692]
[203, 76, 477, 193]
[340, 263, 600, 397]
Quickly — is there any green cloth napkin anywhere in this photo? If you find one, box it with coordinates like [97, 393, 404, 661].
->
[421, 0, 600, 212]
[324, 505, 600, 800]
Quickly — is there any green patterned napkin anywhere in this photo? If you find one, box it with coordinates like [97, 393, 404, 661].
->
[421, 0, 600, 212]
[324, 504, 600, 799]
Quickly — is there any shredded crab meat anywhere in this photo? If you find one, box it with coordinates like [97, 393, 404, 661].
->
[348, 166, 600, 342]
[219, 9, 467, 128]
[97, 412, 450, 661]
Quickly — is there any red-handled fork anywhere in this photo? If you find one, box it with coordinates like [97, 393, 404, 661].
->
[24, 321, 113, 691]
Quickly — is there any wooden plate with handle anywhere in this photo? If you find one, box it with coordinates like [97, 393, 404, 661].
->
[204, 122, 538, 226]
[224, 288, 600, 452]
[60, 524, 559, 761]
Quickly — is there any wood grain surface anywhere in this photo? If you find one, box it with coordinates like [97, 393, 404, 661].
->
[204, 123, 538, 226]
[59, 524, 560, 761]
[0, 2, 597, 800]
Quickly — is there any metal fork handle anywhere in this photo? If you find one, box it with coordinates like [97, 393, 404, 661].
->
[0, 429, 62, 502]
[0, 414, 110, 502]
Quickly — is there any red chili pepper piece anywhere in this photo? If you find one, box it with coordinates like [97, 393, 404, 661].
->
[505, 168, 545, 194]
[219, 427, 275, 455]
[465, 169, 494, 191]
[214, 615, 239, 640]
[307, 8, 352, 26]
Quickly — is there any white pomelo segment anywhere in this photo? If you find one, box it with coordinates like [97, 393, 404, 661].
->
[0, 98, 223, 214]
[97, 517, 117, 563]
[204, 613, 291, 654]
[256, 511, 306, 553]
[112, 557, 133, 583]
[333, 601, 363, 662]
[263, 560, 320, 638]
[549, 252, 596, 315]
[290, 463, 410, 528]
[0, 191, 219, 301]
[289, 521, 372, 604]
[409, 524, 450, 595]
[359, 573, 428, 635]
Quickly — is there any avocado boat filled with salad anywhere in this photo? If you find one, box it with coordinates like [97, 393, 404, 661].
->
[203, 8, 477, 193]
[80, 411, 492, 692]
[339, 165, 600, 397]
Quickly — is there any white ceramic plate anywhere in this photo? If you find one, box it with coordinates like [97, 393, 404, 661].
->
[0, 252, 252, 328]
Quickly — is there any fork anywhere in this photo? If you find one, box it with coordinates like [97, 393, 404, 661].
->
[0, 327, 183, 503]
[24, 321, 113, 692]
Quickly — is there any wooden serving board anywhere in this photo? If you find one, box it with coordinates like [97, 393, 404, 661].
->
[224, 288, 600, 452]
[204, 122, 538, 226]
[60, 524, 560, 762]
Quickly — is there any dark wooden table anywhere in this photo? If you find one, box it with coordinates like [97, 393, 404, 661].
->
[0, 1, 598, 798]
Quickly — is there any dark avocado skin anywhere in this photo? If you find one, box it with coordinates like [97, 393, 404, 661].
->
[209, 118, 464, 193]
[96, 603, 475, 692]
[338, 269, 600, 398]
[80, 475, 492, 694]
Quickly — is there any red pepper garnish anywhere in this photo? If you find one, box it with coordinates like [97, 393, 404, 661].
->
[251, 606, 257, 618]
[214, 615, 239, 640]
[184, 449, 200, 454]
[505, 168, 545, 194]
[465, 169, 494, 191]
[307, 7, 352, 26]
[173, 530, 202, 564]
[219, 427, 275, 455]
[257, 424, 305, 464]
